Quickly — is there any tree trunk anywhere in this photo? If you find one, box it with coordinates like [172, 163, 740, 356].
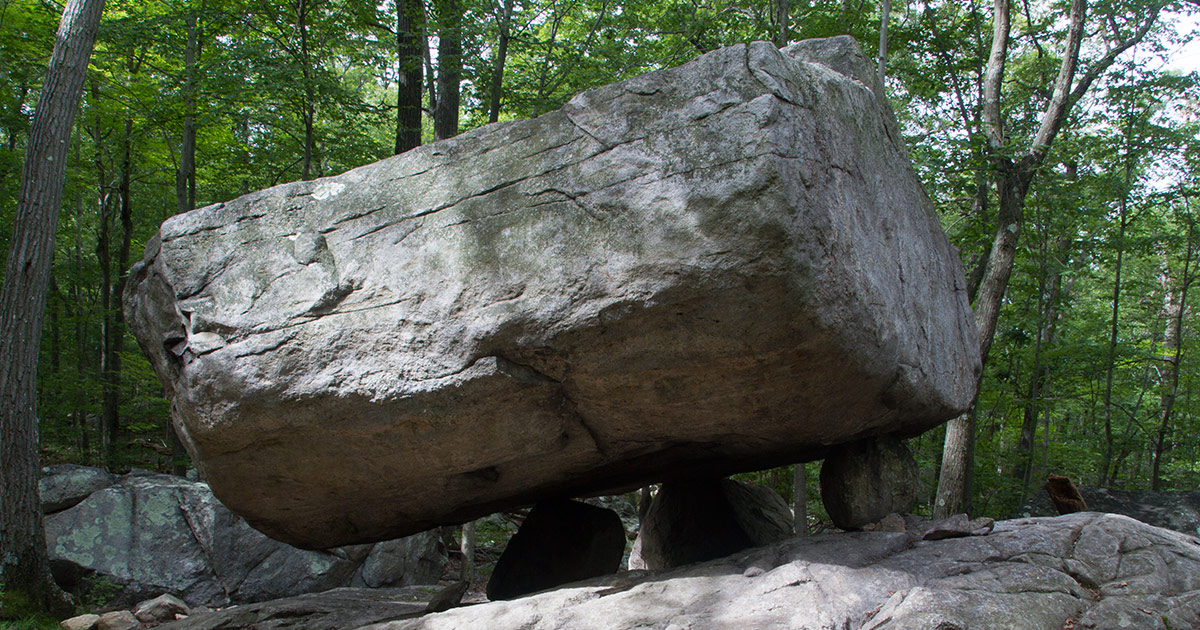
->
[93, 85, 118, 464]
[487, 0, 515, 124]
[433, 0, 461, 140]
[1015, 236, 1069, 502]
[935, 0, 1117, 516]
[876, 0, 889, 85]
[395, 0, 425, 153]
[0, 0, 104, 613]
[1099, 169, 1130, 486]
[775, 0, 789, 48]
[792, 462, 807, 536]
[1152, 212, 1194, 490]
[176, 9, 199, 214]
[460, 519, 476, 583]
[298, 0, 316, 179]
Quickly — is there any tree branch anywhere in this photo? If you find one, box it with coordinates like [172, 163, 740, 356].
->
[981, 0, 1011, 150]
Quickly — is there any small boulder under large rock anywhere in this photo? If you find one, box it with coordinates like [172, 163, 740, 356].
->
[629, 478, 793, 570]
[124, 36, 979, 548]
[818, 436, 918, 530]
[486, 499, 626, 600]
[44, 470, 445, 608]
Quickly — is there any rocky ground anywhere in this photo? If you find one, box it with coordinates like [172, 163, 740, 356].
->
[68, 511, 1200, 630]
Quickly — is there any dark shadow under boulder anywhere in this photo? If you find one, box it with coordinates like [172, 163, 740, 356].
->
[629, 478, 793, 571]
[486, 499, 626, 600]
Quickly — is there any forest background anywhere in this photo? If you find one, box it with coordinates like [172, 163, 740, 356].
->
[2, 0, 1199, 527]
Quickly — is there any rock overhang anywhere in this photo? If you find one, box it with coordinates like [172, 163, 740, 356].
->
[125, 36, 980, 548]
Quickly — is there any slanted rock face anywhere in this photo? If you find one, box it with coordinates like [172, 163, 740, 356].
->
[124, 36, 980, 548]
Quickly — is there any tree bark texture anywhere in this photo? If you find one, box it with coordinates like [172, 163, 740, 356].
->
[395, 0, 425, 153]
[1152, 212, 1194, 490]
[0, 0, 104, 612]
[433, 0, 461, 140]
[487, 0, 515, 124]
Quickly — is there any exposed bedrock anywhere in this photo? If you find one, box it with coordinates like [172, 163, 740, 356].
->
[124, 36, 979, 548]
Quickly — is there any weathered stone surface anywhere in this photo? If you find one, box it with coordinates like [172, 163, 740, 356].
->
[40, 464, 117, 514]
[155, 586, 435, 630]
[629, 479, 793, 570]
[486, 500, 626, 600]
[60, 614, 100, 630]
[44, 470, 445, 608]
[95, 611, 140, 630]
[124, 36, 979, 548]
[133, 594, 190, 624]
[819, 436, 918, 529]
[356, 513, 1200, 630]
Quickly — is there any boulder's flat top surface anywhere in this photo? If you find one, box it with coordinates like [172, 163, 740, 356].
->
[125, 37, 978, 547]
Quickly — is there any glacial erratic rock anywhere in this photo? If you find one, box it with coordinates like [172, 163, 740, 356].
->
[125, 36, 979, 548]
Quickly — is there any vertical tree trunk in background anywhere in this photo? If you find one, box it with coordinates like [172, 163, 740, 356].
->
[1015, 235, 1069, 503]
[395, 0, 425, 153]
[93, 86, 118, 464]
[792, 462, 807, 536]
[775, 0, 789, 48]
[933, 0, 1144, 517]
[1152, 212, 1194, 490]
[298, 0, 316, 179]
[0, 0, 104, 613]
[487, 0, 515, 124]
[176, 8, 199, 215]
[460, 519, 477, 583]
[434, 0, 462, 140]
[1099, 167, 1130, 486]
[877, 0, 890, 84]
[71, 192, 90, 456]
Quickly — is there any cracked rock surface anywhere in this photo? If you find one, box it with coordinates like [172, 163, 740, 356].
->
[44, 471, 445, 608]
[124, 36, 979, 548]
[358, 513, 1200, 630]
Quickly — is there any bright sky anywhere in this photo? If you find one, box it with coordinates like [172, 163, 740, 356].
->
[1167, 11, 1200, 74]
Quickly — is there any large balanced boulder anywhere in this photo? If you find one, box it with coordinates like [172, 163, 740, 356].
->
[124, 36, 979, 548]
[44, 470, 445, 608]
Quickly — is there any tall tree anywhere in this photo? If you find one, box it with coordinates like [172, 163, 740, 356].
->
[433, 0, 462, 140]
[934, 0, 1165, 517]
[396, 0, 425, 152]
[486, 0, 515, 123]
[0, 0, 104, 613]
[1152, 199, 1196, 490]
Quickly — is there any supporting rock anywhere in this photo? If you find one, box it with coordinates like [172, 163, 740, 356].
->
[630, 478, 793, 571]
[486, 500, 625, 600]
[819, 436, 918, 530]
